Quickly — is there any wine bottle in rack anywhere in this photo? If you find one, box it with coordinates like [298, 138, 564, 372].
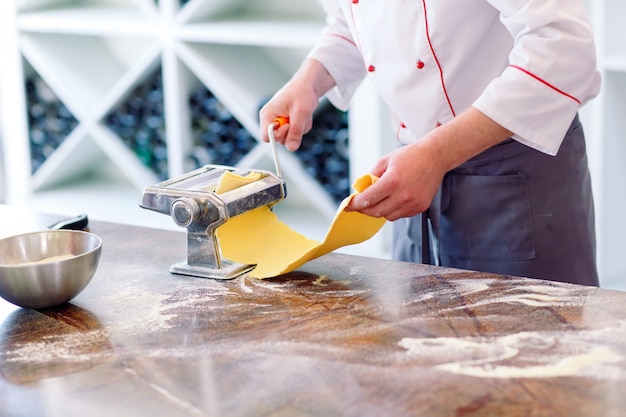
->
[295, 103, 350, 204]
[26, 73, 79, 174]
[185, 85, 257, 172]
[105, 70, 169, 180]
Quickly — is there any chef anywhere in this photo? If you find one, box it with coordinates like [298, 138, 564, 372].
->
[260, 0, 601, 286]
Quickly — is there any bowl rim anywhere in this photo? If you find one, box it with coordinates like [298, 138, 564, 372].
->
[0, 229, 102, 268]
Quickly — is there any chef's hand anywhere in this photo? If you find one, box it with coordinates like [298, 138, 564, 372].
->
[347, 107, 514, 221]
[260, 59, 336, 151]
[347, 140, 446, 221]
[259, 85, 317, 152]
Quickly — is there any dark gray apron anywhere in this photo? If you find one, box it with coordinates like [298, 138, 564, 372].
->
[392, 114, 599, 286]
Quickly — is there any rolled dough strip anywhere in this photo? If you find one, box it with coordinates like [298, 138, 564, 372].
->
[215, 172, 386, 279]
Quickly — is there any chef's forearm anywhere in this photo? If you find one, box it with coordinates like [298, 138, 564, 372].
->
[288, 58, 336, 100]
[419, 107, 514, 173]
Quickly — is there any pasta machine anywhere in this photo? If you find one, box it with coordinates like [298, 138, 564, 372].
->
[139, 120, 287, 279]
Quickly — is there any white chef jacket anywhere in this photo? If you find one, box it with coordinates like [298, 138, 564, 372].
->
[307, 0, 602, 156]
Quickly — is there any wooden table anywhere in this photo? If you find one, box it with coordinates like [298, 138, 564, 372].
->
[1, 205, 626, 417]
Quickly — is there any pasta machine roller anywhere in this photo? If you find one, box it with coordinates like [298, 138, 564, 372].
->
[139, 164, 286, 279]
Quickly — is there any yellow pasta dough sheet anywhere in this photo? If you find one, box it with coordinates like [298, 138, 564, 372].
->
[215, 171, 386, 279]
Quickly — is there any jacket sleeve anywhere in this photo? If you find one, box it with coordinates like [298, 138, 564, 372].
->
[306, 0, 367, 111]
[474, 0, 601, 155]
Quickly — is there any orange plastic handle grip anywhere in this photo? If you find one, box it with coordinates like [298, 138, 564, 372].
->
[272, 117, 289, 128]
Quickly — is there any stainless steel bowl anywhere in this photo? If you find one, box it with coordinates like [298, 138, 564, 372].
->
[0, 230, 102, 309]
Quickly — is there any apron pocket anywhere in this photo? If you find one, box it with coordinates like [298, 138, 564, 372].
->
[439, 172, 535, 262]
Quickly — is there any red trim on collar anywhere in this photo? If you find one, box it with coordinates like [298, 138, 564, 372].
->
[422, 0, 456, 117]
[509, 65, 581, 104]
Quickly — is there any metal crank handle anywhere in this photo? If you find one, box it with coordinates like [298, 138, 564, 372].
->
[267, 117, 288, 178]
